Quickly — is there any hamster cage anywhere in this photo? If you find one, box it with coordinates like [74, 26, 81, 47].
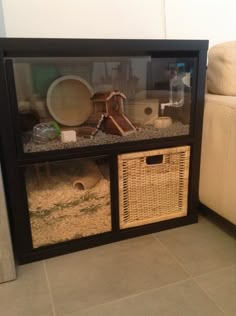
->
[0, 38, 208, 263]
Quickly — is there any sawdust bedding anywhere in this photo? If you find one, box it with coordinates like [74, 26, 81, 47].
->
[26, 165, 111, 248]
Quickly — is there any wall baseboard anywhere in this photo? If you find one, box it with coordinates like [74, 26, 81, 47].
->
[199, 202, 236, 236]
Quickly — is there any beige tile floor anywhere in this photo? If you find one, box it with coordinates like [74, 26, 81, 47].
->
[0, 215, 235, 316]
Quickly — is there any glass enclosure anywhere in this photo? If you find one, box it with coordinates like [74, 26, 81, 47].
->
[24, 156, 111, 248]
[11, 56, 194, 153]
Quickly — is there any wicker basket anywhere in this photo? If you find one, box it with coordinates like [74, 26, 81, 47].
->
[118, 146, 190, 229]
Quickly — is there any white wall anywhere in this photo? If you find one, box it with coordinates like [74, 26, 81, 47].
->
[0, 0, 5, 36]
[165, 0, 236, 47]
[1, 0, 165, 39]
[2, 0, 235, 47]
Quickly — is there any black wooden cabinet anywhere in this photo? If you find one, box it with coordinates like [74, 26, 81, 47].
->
[0, 39, 208, 264]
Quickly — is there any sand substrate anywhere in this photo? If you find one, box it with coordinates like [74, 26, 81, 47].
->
[23, 122, 189, 153]
[26, 165, 111, 248]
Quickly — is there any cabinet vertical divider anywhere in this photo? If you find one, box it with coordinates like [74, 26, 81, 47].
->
[110, 153, 120, 234]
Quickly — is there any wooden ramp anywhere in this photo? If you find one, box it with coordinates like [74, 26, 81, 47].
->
[78, 112, 105, 138]
[105, 114, 136, 136]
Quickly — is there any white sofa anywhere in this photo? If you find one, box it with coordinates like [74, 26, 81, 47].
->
[199, 41, 236, 225]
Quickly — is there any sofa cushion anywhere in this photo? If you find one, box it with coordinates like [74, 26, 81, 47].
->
[199, 94, 236, 225]
[207, 41, 236, 96]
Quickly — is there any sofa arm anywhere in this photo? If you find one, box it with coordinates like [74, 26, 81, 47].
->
[199, 94, 236, 225]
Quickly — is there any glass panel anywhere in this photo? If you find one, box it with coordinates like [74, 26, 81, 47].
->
[11, 56, 194, 153]
[24, 156, 111, 248]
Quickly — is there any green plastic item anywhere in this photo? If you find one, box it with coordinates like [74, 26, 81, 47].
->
[49, 121, 61, 136]
[31, 65, 60, 97]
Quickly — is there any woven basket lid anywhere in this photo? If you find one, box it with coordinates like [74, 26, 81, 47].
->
[46, 75, 93, 126]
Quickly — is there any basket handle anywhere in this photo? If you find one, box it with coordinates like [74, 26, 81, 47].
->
[146, 155, 163, 165]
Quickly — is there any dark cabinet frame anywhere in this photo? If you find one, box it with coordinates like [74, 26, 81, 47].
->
[0, 38, 208, 264]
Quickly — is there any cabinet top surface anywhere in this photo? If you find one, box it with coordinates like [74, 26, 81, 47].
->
[0, 38, 209, 57]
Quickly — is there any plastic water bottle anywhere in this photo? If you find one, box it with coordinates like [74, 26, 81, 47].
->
[169, 74, 185, 107]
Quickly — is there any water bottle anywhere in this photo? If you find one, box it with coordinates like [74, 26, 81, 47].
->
[169, 73, 185, 107]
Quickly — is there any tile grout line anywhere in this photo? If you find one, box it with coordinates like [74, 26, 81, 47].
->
[193, 263, 236, 279]
[152, 233, 236, 279]
[152, 233, 192, 277]
[74, 278, 191, 315]
[152, 233, 234, 315]
[43, 260, 57, 316]
[192, 278, 226, 314]
[152, 234, 227, 315]
[55, 234, 192, 315]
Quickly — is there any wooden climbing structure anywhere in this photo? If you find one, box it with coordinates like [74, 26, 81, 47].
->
[90, 91, 136, 136]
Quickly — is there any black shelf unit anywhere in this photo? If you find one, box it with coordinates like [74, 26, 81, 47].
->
[0, 38, 208, 264]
